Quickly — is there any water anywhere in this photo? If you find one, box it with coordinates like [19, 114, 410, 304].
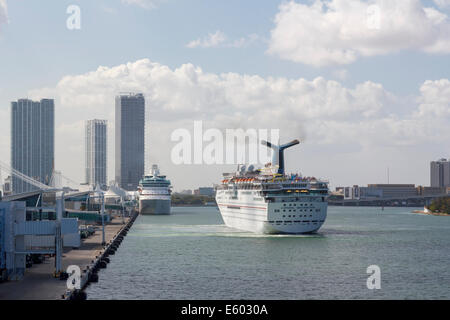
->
[86, 206, 450, 299]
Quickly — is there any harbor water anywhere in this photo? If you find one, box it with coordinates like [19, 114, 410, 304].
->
[86, 206, 450, 299]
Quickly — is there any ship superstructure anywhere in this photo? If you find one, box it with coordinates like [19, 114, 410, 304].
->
[138, 165, 171, 215]
[215, 139, 329, 234]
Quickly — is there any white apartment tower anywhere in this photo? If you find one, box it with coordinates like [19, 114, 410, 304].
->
[85, 119, 107, 187]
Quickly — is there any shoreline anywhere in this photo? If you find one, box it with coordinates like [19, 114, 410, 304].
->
[412, 210, 449, 216]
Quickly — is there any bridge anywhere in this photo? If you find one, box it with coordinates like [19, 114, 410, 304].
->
[0, 160, 123, 279]
[328, 194, 446, 207]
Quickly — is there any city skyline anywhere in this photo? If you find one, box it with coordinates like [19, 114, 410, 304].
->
[0, 0, 449, 191]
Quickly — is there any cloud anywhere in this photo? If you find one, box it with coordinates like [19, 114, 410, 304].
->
[0, 0, 8, 29]
[25, 58, 449, 189]
[416, 78, 450, 117]
[268, 0, 450, 67]
[186, 31, 227, 48]
[186, 31, 261, 48]
[121, 0, 163, 9]
[434, 0, 450, 8]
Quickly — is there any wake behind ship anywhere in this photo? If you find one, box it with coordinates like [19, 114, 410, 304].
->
[215, 139, 329, 234]
[138, 165, 172, 215]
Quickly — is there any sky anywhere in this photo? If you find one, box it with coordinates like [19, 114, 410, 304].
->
[0, 0, 449, 191]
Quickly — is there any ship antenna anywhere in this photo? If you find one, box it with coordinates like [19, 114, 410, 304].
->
[261, 139, 300, 174]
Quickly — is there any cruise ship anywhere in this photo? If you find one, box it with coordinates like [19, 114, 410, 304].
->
[215, 139, 329, 234]
[138, 165, 172, 215]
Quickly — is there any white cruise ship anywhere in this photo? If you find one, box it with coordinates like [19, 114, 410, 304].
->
[138, 165, 172, 215]
[215, 139, 329, 234]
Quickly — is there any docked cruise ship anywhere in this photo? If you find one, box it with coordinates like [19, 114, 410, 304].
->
[215, 139, 329, 234]
[138, 165, 172, 215]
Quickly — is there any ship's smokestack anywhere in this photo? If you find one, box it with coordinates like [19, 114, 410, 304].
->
[261, 139, 300, 174]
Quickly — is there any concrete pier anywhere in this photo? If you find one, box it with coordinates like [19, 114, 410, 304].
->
[0, 216, 131, 300]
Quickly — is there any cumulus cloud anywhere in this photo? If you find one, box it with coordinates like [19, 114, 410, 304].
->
[0, 0, 8, 28]
[186, 31, 261, 48]
[25, 59, 450, 189]
[268, 0, 450, 66]
[416, 79, 450, 117]
[186, 31, 227, 48]
[434, 0, 450, 8]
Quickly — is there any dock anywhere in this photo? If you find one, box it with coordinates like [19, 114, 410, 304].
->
[0, 215, 133, 300]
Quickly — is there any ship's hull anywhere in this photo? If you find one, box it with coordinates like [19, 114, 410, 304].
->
[216, 197, 327, 234]
[219, 209, 325, 234]
[139, 198, 171, 215]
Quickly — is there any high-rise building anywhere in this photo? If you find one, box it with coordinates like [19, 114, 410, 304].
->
[11, 98, 54, 193]
[430, 159, 450, 188]
[115, 93, 145, 191]
[85, 119, 107, 187]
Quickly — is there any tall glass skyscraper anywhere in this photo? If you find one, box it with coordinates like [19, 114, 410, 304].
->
[11, 98, 55, 193]
[85, 119, 107, 188]
[115, 93, 145, 191]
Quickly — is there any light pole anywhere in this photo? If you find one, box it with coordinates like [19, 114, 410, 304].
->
[55, 190, 65, 276]
[100, 191, 106, 246]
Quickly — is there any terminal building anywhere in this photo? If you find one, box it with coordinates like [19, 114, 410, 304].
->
[344, 184, 417, 200]
[0, 198, 79, 281]
[367, 184, 418, 198]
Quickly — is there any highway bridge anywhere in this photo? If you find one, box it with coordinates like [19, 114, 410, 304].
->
[328, 194, 446, 207]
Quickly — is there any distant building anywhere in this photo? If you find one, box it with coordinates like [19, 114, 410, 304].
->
[359, 186, 383, 199]
[343, 184, 417, 200]
[85, 119, 107, 187]
[194, 187, 215, 196]
[367, 184, 417, 198]
[416, 186, 446, 196]
[11, 98, 54, 193]
[344, 186, 360, 200]
[335, 187, 344, 194]
[179, 189, 193, 195]
[115, 93, 145, 191]
[430, 159, 450, 188]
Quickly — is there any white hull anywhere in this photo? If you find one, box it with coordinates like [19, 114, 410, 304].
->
[216, 193, 327, 234]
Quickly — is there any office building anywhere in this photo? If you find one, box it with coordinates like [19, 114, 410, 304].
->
[85, 119, 107, 187]
[430, 159, 450, 188]
[11, 98, 54, 193]
[366, 184, 417, 198]
[115, 93, 145, 191]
